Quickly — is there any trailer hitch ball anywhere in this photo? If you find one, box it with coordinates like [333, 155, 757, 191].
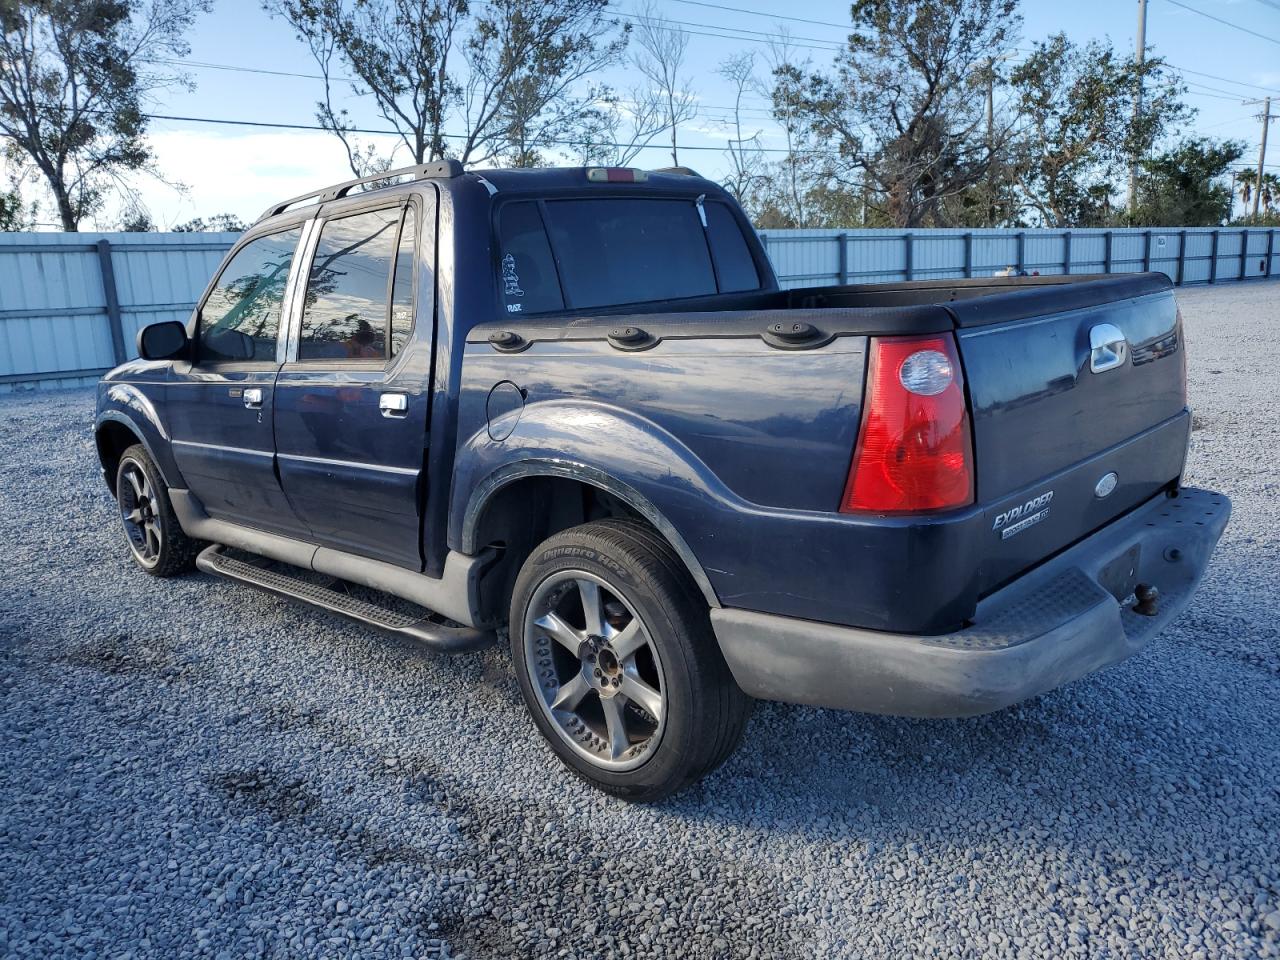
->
[1134, 583, 1160, 617]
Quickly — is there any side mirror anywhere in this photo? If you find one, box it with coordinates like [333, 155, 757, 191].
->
[137, 321, 190, 361]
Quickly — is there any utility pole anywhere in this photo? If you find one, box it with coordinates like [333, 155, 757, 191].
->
[1250, 97, 1273, 219]
[1128, 0, 1148, 216]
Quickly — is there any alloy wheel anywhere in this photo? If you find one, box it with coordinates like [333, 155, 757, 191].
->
[522, 569, 667, 771]
[119, 461, 162, 565]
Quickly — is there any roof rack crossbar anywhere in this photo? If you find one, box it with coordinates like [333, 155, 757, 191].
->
[256, 158, 464, 223]
[649, 166, 702, 177]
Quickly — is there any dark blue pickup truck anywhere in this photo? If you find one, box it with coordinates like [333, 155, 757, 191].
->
[95, 162, 1230, 800]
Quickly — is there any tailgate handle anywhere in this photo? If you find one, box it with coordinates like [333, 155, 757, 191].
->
[1089, 323, 1129, 373]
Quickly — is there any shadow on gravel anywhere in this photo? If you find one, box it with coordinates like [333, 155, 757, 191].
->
[53, 633, 186, 679]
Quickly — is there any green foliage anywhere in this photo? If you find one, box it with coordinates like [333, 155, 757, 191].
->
[0, 186, 31, 230]
[0, 0, 207, 230]
[269, 0, 624, 176]
[1131, 138, 1244, 227]
[172, 212, 248, 233]
[1009, 34, 1191, 227]
[783, 0, 1022, 228]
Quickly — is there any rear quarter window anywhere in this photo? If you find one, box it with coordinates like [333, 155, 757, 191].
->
[705, 202, 759, 293]
[496, 202, 563, 316]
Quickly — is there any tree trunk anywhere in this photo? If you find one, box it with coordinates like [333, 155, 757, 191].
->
[41, 164, 79, 231]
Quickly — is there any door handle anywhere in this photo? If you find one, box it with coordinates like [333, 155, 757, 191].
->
[379, 392, 409, 418]
[242, 387, 264, 409]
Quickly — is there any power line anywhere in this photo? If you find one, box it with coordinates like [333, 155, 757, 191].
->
[1160, 0, 1280, 48]
[1184, 85, 1251, 102]
[154, 57, 780, 117]
[659, 0, 849, 31]
[141, 110, 823, 154]
[1167, 64, 1280, 96]
[612, 9, 842, 50]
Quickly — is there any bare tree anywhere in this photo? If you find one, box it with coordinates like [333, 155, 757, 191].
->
[462, 0, 624, 167]
[271, 0, 624, 177]
[571, 86, 671, 166]
[0, 0, 208, 230]
[631, 2, 697, 166]
[759, 30, 819, 227]
[717, 52, 766, 203]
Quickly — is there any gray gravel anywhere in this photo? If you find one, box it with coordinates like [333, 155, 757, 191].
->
[2, 280, 1279, 959]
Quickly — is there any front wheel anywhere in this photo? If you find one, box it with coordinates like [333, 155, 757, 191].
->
[510, 520, 752, 802]
[115, 444, 201, 577]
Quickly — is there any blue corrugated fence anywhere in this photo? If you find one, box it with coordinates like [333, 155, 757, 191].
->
[1, 225, 1276, 390]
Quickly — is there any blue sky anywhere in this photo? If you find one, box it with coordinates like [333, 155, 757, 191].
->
[124, 0, 1280, 228]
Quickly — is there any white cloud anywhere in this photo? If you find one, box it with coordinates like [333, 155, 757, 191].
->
[130, 128, 385, 229]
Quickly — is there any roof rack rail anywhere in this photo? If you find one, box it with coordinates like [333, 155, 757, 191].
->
[255, 158, 464, 223]
[649, 166, 702, 177]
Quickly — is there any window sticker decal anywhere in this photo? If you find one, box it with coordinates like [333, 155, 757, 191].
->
[502, 253, 525, 298]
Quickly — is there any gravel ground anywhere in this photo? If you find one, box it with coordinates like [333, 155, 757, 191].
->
[2, 280, 1278, 959]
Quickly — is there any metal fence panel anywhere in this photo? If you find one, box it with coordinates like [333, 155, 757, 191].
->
[0, 232, 237, 392]
[0, 225, 1276, 390]
[758, 226, 1279, 291]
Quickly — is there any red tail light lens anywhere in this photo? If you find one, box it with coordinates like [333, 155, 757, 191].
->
[840, 333, 974, 513]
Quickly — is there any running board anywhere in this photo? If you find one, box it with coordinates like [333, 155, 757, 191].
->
[196, 545, 494, 653]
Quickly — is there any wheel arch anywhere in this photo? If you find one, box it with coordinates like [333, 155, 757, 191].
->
[94, 414, 160, 495]
[462, 460, 721, 613]
[95, 383, 185, 494]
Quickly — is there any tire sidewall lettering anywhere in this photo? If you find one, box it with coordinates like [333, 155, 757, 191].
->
[538, 544, 632, 584]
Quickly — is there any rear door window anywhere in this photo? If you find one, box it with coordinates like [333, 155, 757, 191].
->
[298, 207, 401, 361]
[543, 198, 717, 309]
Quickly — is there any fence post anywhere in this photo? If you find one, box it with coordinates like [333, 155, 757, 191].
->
[1268, 229, 1276, 279]
[1063, 231, 1072, 275]
[1241, 229, 1249, 280]
[1104, 231, 1113, 274]
[1142, 230, 1152, 273]
[964, 232, 973, 277]
[904, 232, 914, 281]
[1209, 229, 1219, 283]
[1016, 231, 1025, 273]
[96, 239, 127, 366]
[838, 232, 849, 285]
[1176, 230, 1187, 285]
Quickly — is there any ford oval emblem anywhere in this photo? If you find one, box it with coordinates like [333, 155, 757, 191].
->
[1094, 472, 1119, 499]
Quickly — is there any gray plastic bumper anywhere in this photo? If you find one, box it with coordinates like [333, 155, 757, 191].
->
[711, 487, 1231, 718]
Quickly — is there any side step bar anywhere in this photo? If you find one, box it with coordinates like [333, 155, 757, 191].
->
[196, 545, 494, 653]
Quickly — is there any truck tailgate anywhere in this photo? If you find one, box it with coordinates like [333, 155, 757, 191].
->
[954, 287, 1187, 595]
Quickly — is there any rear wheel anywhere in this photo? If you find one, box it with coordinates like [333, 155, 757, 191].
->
[510, 520, 751, 801]
[116, 444, 201, 577]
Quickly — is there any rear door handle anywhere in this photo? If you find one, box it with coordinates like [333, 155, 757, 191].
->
[242, 387, 264, 409]
[379, 392, 409, 418]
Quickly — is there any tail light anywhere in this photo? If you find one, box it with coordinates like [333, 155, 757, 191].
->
[840, 333, 974, 513]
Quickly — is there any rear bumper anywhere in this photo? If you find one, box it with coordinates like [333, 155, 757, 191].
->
[711, 487, 1230, 718]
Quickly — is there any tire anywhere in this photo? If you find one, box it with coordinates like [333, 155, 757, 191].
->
[115, 444, 201, 577]
[510, 519, 752, 802]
